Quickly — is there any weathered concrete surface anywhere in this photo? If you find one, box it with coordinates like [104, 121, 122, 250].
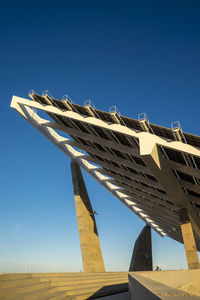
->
[129, 269, 200, 299]
[71, 160, 105, 273]
[179, 208, 200, 270]
[0, 272, 129, 299]
[129, 273, 200, 299]
[181, 222, 200, 270]
[129, 224, 152, 271]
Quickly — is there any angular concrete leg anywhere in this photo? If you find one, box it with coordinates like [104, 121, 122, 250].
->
[129, 224, 153, 271]
[179, 208, 200, 270]
[71, 160, 105, 272]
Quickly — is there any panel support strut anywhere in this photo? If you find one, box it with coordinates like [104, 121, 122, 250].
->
[71, 160, 105, 272]
[139, 135, 200, 269]
[129, 224, 153, 271]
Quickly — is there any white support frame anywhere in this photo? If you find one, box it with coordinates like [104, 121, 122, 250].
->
[11, 96, 200, 157]
[10, 96, 165, 236]
[10, 95, 200, 242]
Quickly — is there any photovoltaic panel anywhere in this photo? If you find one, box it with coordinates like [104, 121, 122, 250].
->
[184, 132, 200, 148]
[120, 116, 142, 131]
[161, 147, 187, 165]
[11, 92, 200, 251]
[175, 170, 196, 184]
[94, 109, 115, 123]
[51, 98, 68, 110]
[72, 104, 91, 117]
[150, 124, 176, 141]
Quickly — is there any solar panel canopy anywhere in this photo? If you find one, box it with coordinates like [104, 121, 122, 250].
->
[10, 91, 200, 251]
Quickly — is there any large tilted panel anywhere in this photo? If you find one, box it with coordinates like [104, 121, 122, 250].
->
[11, 92, 200, 250]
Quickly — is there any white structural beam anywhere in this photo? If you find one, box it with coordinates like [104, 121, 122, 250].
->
[11, 96, 200, 158]
[101, 170, 161, 189]
[104, 168, 199, 195]
[10, 95, 200, 246]
[42, 120, 140, 157]
[44, 121, 200, 194]
[109, 179, 171, 202]
[10, 96, 164, 236]
[168, 160, 200, 180]
[139, 135, 200, 238]
[85, 156, 153, 175]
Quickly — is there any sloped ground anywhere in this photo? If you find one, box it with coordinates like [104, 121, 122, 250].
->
[0, 272, 129, 300]
[129, 269, 200, 299]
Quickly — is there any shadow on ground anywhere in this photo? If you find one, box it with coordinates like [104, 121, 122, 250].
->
[87, 282, 128, 299]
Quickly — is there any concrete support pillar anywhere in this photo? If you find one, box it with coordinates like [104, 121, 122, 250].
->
[179, 208, 200, 270]
[71, 160, 105, 272]
[129, 224, 153, 271]
[139, 137, 200, 239]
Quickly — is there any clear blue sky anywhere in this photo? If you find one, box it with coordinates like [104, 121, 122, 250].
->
[1, 0, 200, 272]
